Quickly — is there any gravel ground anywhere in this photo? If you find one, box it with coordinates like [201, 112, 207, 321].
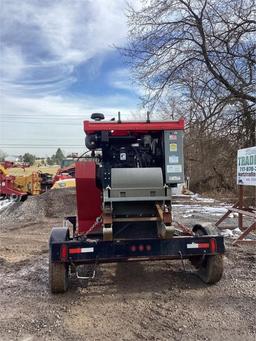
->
[0, 188, 76, 228]
[0, 193, 255, 341]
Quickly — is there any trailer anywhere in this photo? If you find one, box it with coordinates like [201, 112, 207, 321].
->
[49, 114, 224, 293]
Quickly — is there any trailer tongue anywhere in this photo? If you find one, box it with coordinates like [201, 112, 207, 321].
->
[49, 114, 224, 293]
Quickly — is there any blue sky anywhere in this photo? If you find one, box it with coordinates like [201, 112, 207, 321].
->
[0, 0, 143, 157]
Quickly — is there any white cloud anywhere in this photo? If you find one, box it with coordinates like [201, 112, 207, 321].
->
[0, 0, 143, 156]
[0, 92, 140, 156]
[0, 46, 26, 80]
[0, 93, 136, 119]
[108, 67, 145, 96]
[0, 0, 137, 95]
[109, 68, 133, 91]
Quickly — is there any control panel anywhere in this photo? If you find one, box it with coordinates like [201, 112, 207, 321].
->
[164, 130, 184, 184]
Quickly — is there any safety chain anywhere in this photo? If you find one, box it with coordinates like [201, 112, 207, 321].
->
[84, 216, 102, 237]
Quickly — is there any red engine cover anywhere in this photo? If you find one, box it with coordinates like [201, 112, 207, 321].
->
[84, 118, 184, 134]
[75, 161, 102, 234]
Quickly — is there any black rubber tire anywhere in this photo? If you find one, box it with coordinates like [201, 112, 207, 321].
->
[49, 227, 70, 293]
[190, 224, 224, 284]
[197, 254, 224, 284]
[193, 224, 218, 236]
[49, 252, 69, 294]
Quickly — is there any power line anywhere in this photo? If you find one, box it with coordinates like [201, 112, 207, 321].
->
[1, 115, 89, 118]
[1, 144, 83, 147]
[1, 145, 84, 150]
[10, 137, 82, 138]
[1, 118, 85, 121]
[1, 121, 82, 126]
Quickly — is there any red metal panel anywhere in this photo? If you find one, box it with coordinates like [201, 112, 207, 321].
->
[0, 174, 27, 197]
[75, 161, 102, 234]
[84, 119, 184, 134]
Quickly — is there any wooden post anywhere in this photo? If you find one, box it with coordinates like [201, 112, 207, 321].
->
[238, 185, 244, 230]
[233, 222, 256, 245]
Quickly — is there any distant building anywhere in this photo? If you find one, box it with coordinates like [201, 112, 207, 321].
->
[4, 155, 20, 162]
[67, 153, 78, 158]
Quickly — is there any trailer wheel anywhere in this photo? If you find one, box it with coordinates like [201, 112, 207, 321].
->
[190, 224, 223, 284]
[49, 252, 69, 293]
[49, 228, 70, 293]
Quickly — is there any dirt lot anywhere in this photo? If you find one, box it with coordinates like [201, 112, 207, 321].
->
[0, 194, 255, 341]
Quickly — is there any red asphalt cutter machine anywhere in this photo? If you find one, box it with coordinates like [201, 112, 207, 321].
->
[49, 113, 224, 293]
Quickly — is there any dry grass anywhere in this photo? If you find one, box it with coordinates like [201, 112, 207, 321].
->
[8, 165, 59, 176]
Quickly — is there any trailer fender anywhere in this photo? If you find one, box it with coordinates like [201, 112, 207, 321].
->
[49, 227, 70, 263]
[49, 227, 70, 245]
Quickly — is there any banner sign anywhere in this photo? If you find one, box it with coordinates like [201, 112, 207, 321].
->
[237, 146, 256, 186]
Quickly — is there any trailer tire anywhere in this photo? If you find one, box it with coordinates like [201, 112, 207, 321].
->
[49, 227, 70, 293]
[197, 254, 223, 284]
[49, 253, 69, 293]
[190, 224, 223, 284]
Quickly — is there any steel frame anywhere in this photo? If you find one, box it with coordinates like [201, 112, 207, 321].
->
[215, 185, 256, 245]
[50, 235, 225, 264]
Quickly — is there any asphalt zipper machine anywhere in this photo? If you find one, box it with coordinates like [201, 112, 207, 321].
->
[49, 113, 225, 293]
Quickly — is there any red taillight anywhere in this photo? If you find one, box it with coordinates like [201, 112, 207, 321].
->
[130, 244, 151, 252]
[69, 248, 81, 254]
[198, 243, 210, 249]
[60, 244, 68, 261]
[138, 244, 144, 252]
[210, 239, 216, 253]
[146, 244, 151, 251]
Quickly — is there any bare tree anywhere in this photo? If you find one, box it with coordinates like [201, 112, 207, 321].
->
[126, 0, 256, 104]
[0, 149, 7, 162]
[124, 0, 256, 191]
[125, 0, 256, 141]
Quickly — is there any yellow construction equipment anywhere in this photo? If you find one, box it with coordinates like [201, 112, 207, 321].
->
[0, 165, 8, 177]
[51, 178, 76, 189]
[14, 172, 41, 195]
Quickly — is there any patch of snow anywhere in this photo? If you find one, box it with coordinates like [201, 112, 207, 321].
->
[172, 194, 193, 198]
[230, 213, 238, 218]
[220, 227, 242, 238]
[174, 204, 232, 216]
[233, 227, 242, 235]
[201, 207, 228, 215]
[191, 193, 215, 203]
[0, 199, 13, 211]
[220, 229, 234, 237]
[182, 214, 193, 218]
